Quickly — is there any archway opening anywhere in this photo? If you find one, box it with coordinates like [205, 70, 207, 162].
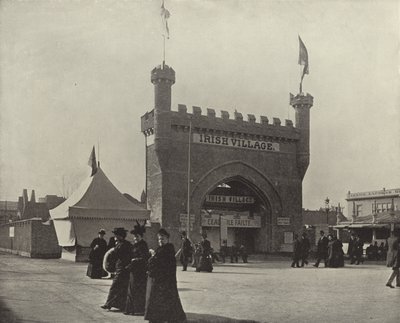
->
[200, 176, 271, 253]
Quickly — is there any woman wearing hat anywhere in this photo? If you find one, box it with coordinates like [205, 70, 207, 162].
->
[196, 232, 213, 272]
[101, 227, 132, 311]
[124, 221, 150, 315]
[145, 228, 186, 323]
[86, 229, 107, 279]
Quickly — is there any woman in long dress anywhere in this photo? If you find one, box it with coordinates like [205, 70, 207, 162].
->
[144, 228, 186, 323]
[101, 228, 132, 311]
[124, 222, 150, 315]
[196, 232, 213, 272]
[86, 229, 107, 279]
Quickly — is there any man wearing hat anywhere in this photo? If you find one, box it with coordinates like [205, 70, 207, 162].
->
[101, 228, 133, 311]
[86, 229, 107, 279]
[179, 231, 193, 271]
[313, 230, 329, 268]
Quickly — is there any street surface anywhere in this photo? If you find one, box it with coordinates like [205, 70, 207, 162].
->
[0, 252, 399, 323]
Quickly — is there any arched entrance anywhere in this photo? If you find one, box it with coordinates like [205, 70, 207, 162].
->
[190, 161, 283, 253]
[200, 176, 271, 253]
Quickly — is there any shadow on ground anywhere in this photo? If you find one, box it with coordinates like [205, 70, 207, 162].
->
[187, 312, 259, 323]
[0, 299, 18, 323]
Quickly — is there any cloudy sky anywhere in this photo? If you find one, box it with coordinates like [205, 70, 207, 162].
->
[1, 0, 399, 216]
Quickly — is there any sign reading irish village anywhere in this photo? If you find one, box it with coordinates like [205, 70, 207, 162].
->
[193, 134, 280, 152]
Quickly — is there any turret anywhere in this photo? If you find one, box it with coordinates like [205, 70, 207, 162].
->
[290, 93, 313, 179]
[151, 64, 175, 112]
[151, 64, 175, 167]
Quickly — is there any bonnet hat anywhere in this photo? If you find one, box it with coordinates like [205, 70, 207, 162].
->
[130, 220, 146, 236]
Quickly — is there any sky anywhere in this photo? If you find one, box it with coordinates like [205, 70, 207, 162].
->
[0, 0, 399, 216]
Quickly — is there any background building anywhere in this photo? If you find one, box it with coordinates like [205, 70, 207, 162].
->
[335, 188, 400, 246]
[0, 201, 18, 224]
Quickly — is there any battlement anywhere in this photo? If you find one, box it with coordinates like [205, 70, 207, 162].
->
[289, 93, 313, 107]
[151, 64, 175, 84]
[142, 104, 299, 141]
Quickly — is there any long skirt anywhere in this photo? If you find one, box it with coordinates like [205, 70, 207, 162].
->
[86, 260, 106, 279]
[196, 254, 213, 272]
[125, 272, 147, 314]
[104, 270, 130, 310]
[145, 277, 186, 322]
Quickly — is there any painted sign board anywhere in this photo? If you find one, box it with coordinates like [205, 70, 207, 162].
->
[205, 195, 255, 204]
[201, 213, 261, 228]
[277, 217, 290, 225]
[193, 133, 279, 152]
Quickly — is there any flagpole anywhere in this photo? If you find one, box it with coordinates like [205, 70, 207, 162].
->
[186, 120, 192, 239]
[163, 34, 166, 67]
[97, 138, 100, 167]
[299, 66, 303, 94]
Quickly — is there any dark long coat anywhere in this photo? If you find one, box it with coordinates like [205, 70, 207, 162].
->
[104, 239, 133, 310]
[87, 237, 107, 279]
[125, 239, 150, 314]
[144, 243, 186, 322]
[328, 239, 344, 268]
[197, 239, 213, 272]
[386, 236, 400, 269]
[292, 239, 301, 260]
[180, 238, 193, 265]
[300, 237, 310, 258]
[316, 236, 329, 258]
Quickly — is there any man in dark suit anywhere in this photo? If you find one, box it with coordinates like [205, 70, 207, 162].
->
[354, 235, 364, 265]
[291, 234, 301, 268]
[179, 231, 193, 271]
[385, 231, 400, 288]
[313, 230, 329, 268]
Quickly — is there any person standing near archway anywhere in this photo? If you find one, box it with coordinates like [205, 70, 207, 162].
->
[179, 231, 193, 271]
[196, 232, 213, 272]
[291, 234, 301, 268]
[300, 232, 310, 267]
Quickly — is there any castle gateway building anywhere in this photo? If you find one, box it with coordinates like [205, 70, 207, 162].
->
[141, 64, 314, 253]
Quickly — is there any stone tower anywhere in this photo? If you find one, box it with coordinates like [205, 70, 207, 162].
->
[290, 93, 314, 179]
[142, 64, 315, 252]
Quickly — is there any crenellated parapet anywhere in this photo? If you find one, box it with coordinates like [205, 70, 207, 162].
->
[142, 104, 298, 141]
[175, 104, 296, 141]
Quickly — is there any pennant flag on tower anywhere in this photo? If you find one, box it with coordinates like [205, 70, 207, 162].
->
[88, 146, 98, 176]
[298, 35, 309, 81]
[161, 0, 171, 39]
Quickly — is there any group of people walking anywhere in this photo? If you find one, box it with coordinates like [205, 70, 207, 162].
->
[292, 231, 345, 268]
[88, 224, 186, 322]
[179, 231, 213, 272]
[291, 232, 311, 267]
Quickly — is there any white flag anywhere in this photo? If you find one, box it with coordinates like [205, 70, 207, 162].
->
[161, 0, 170, 39]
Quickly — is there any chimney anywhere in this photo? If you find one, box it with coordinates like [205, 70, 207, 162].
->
[30, 190, 36, 203]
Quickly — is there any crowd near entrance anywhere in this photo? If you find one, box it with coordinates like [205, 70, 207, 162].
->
[200, 178, 270, 253]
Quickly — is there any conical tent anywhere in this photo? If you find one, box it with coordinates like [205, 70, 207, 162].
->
[50, 167, 149, 247]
